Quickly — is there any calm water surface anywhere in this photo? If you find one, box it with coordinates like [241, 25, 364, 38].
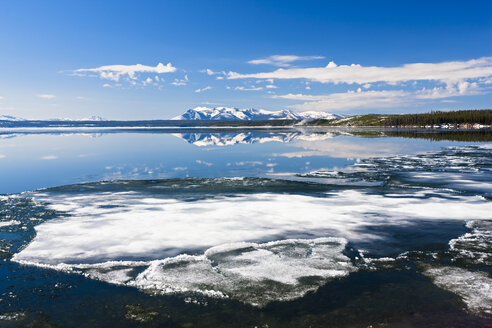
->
[0, 128, 491, 327]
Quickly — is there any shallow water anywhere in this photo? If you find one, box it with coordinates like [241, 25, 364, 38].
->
[0, 128, 491, 327]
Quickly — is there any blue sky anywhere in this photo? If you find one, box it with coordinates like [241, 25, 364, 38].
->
[0, 0, 491, 119]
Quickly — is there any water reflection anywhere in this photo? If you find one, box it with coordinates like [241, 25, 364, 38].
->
[172, 130, 334, 146]
[0, 128, 488, 194]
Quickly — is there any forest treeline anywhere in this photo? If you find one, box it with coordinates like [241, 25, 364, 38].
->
[382, 109, 492, 126]
[311, 109, 492, 127]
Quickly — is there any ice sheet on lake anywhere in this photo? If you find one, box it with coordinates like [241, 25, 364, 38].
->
[422, 265, 492, 315]
[13, 236, 354, 306]
[449, 220, 492, 266]
[10, 184, 492, 305]
[130, 237, 353, 306]
[299, 145, 492, 195]
[12, 190, 492, 265]
[0, 220, 21, 228]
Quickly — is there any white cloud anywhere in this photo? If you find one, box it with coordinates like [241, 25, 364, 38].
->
[275, 90, 407, 111]
[196, 159, 213, 166]
[171, 81, 186, 86]
[205, 69, 215, 75]
[74, 62, 176, 82]
[229, 57, 492, 85]
[37, 94, 56, 99]
[415, 82, 481, 100]
[195, 86, 212, 93]
[201, 68, 226, 79]
[171, 74, 188, 86]
[235, 86, 263, 91]
[235, 161, 263, 166]
[0, 154, 5, 159]
[41, 155, 58, 160]
[76, 96, 90, 100]
[142, 77, 154, 86]
[248, 55, 325, 67]
[274, 83, 483, 111]
[0, 96, 3, 100]
[265, 84, 277, 89]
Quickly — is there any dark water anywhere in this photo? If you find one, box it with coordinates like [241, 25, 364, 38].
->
[0, 128, 491, 327]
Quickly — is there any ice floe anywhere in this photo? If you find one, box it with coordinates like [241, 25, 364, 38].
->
[0, 220, 21, 228]
[12, 189, 492, 265]
[299, 145, 492, 195]
[449, 220, 492, 265]
[422, 265, 492, 315]
[129, 238, 353, 306]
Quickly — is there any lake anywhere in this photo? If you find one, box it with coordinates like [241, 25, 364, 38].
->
[0, 127, 491, 327]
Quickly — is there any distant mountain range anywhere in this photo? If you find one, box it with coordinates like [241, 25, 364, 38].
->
[1, 108, 341, 122]
[0, 115, 26, 121]
[172, 107, 342, 121]
[0, 115, 106, 121]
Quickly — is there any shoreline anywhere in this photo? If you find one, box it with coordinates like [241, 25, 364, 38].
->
[0, 124, 490, 132]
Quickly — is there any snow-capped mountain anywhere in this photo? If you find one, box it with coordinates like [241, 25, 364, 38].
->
[46, 116, 107, 121]
[0, 115, 106, 121]
[296, 111, 342, 120]
[0, 115, 26, 121]
[172, 107, 342, 121]
[81, 115, 106, 121]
